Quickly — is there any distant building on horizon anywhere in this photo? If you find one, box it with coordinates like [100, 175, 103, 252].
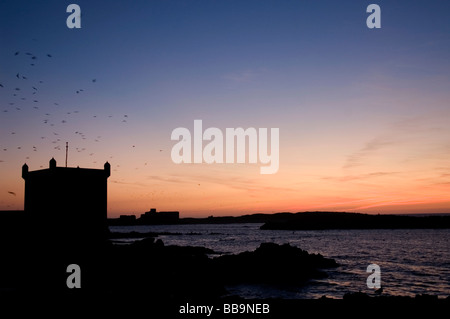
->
[22, 158, 110, 246]
[139, 208, 179, 224]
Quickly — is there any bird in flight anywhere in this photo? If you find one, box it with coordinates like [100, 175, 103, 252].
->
[14, 51, 19, 56]
[8, 191, 16, 196]
[47, 54, 52, 58]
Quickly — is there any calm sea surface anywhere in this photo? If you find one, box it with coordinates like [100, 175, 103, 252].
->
[109, 224, 450, 299]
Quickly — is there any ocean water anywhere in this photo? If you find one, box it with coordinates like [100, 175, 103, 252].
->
[109, 224, 450, 299]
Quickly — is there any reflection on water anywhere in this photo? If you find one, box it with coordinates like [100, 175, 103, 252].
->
[110, 224, 450, 299]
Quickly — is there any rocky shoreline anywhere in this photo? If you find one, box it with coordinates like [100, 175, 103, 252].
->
[2, 235, 449, 316]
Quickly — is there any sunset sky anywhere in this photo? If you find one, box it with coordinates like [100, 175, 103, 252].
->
[1, 0, 450, 218]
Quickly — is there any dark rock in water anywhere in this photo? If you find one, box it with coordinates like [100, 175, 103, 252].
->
[343, 292, 448, 304]
[155, 238, 164, 248]
[129, 237, 216, 255]
[108, 231, 159, 239]
[130, 236, 155, 247]
[343, 291, 371, 301]
[213, 242, 338, 285]
[415, 294, 439, 301]
[108, 231, 184, 239]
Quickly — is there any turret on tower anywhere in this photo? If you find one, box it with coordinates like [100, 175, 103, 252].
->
[104, 161, 111, 177]
[49, 157, 56, 169]
[22, 163, 28, 179]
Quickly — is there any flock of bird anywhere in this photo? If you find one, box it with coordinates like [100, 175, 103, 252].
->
[0, 47, 149, 199]
[2, 51, 100, 128]
[0, 45, 176, 205]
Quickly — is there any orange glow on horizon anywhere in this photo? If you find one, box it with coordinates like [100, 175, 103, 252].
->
[2, 151, 450, 218]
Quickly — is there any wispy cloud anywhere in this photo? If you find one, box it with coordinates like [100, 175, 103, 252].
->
[110, 180, 149, 188]
[343, 137, 397, 169]
[147, 175, 190, 184]
[322, 171, 400, 182]
[353, 197, 449, 211]
[342, 116, 440, 170]
[148, 172, 297, 194]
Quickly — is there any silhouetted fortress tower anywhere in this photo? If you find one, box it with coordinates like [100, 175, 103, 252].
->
[22, 158, 110, 247]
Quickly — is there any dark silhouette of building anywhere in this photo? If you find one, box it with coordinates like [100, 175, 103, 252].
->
[22, 158, 110, 247]
[119, 214, 137, 224]
[139, 208, 179, 224]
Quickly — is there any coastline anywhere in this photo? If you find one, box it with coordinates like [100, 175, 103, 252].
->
[2, 232, 449, 317]
[107, 211, 450, 229]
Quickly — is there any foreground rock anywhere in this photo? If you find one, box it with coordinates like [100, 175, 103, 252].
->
[0, 238, 337, 300]
[213, 243, 338, 284]
[100, 240, 338, 299]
